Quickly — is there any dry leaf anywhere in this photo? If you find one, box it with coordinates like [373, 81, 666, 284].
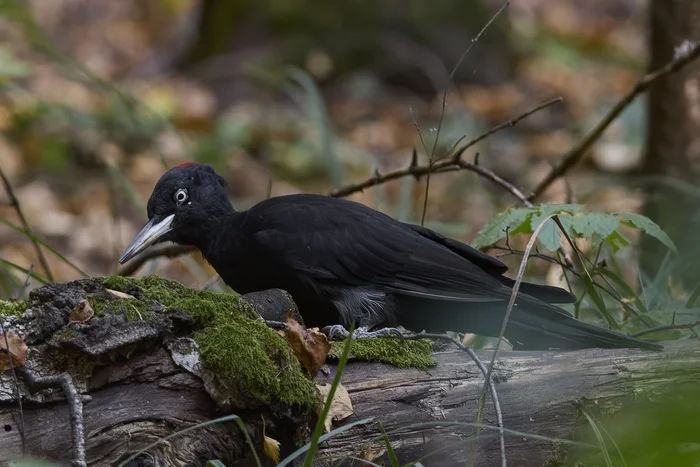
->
[359, 443, 385, 462]
[317, 383, 353, 432]
[70, 299, 94, 322]
[263, 434, 281, 463]
[0, 333, 28, 369]
[284, 315, 331, 377]
[106, 289, 136, 300]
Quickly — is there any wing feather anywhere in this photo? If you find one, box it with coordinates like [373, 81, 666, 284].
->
[244, 195, 512, 303]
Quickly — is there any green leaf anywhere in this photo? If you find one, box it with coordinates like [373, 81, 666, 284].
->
[536, 203, 585, 216]
[509, 217, 533, 236]
[604, 230, 630, 252]
[472, 206, 533, 248]
[533, 218, 561, 251]
[614, 212, 677, 253]
[571, 213, 619, 240]
[597, 267, 649, 316]
[582, 273, 619, 329]
[379, 422, 400, 467]
[0, 46, 29, 81]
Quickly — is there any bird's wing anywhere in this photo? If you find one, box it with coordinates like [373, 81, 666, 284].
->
[243, 196, 510, 302]
[404, 222, 576, 304]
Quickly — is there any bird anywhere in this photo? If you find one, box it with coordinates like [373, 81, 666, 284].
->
[119, 162, 661, 351]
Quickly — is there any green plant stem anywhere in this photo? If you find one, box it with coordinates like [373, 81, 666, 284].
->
[0, 167, 54, 281]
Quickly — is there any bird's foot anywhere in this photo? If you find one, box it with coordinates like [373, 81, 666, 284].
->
[321, 325, 403, 340]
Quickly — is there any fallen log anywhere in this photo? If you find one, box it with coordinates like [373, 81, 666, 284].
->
[0, 277, 697, 467]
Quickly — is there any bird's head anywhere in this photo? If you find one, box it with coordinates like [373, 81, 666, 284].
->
[119, 162, 230, 264]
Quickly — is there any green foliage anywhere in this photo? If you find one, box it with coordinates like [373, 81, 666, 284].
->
[0, 45, 29, 81]
[286, 66, 344, 188]
[568, 386, 700, 467]
[472, 204, 677, 254]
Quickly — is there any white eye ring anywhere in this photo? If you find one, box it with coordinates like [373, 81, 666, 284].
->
[174, 188, 188, 204]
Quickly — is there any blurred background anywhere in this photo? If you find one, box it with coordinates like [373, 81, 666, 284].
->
[0, 0, 698, 317]
[3, 2, 700, 464]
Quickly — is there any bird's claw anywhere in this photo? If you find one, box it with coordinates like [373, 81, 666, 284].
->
[321, 325, 403, 340]
[321, 324, 350, 340]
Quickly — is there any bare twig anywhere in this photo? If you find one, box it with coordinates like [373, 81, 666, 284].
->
[529, 41, 700, 201]
[330, 97, 562, 202]
[13, 263, 34, 301]
[404, 332, 506, 467]
[17, 367, 89, 467]
[418, 0, 510, 229]
[0, 167, 54, 281]
[631, 320, 700, 338]
[117, 244, 196, 276]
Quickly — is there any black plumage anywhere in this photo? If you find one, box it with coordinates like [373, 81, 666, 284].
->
[119, 163, 661, 351]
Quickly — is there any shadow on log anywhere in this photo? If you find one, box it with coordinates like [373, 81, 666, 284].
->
[1, 278, 698, 466]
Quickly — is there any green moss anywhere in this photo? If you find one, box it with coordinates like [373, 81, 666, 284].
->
[99, 275, 257, 322]
[0, 299, 26, 318]
[54, 327, 78, 341]
[196, 317, 318, 408]
[329, 338, 436, 370]
[94, 275, 319, 410]
[87, 293, 151, 322]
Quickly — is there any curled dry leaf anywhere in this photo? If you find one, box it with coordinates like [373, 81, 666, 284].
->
[70, 299, 95, 322]
[283, 315, 331, 377]
[106, 289, 136, 300]
[263, 434, 281, 463]
[317, 382, 353, 432]
[0, 333, 28, 369]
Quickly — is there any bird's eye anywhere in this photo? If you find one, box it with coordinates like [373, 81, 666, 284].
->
[174, 188, 188, 204]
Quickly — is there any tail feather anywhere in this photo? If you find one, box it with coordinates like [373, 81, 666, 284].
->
[394, 294, 663, 351]
[505, 303, 662, 350]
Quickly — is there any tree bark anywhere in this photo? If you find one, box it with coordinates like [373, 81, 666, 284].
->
[1, 280, 697, 466]
[642, 0, 700, 284]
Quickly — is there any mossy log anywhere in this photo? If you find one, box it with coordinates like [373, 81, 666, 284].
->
[0, 278, 699, 467]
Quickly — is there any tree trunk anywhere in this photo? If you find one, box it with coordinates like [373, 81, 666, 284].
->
[1, 279, 697, 466]
[642, 0, 700, 284]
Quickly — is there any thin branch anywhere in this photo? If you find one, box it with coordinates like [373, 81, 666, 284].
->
[329, 97, 562, 201]
[405, 332, 506, 467]
[631, 320, 700, 338]
[0, 167, 54, 281]
[117, 244, 196, 276]
[529, 41, 700, 201]
[14, 263, 34, 301]
[417, 0, 511, 229]
[456, 157, 532, 206]
[16, 366, 89, 467]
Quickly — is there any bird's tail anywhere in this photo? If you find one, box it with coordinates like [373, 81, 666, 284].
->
[502, 301, 662, 350]
[395, 294, 662, 351]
